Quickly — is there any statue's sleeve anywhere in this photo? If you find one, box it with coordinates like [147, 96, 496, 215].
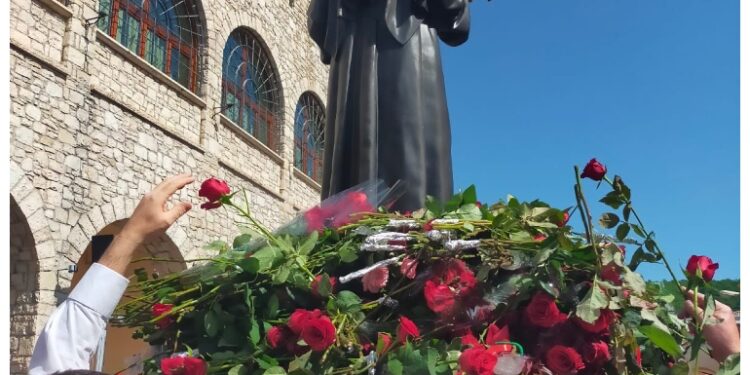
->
[307, 0, 332, 63]
[422, 0, 470, 46]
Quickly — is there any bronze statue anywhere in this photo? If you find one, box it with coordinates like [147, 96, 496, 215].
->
[308, 0, 470, 211]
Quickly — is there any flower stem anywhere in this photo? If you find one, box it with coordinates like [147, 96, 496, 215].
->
[574, 166, 600, 268]
[602, 177, 687, 299]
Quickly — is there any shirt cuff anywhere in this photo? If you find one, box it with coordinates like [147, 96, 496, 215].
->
[68, 263, 129, 318]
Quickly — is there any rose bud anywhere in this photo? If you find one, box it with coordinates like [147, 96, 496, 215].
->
[686, 255, 719, 282]
[198, 177, 231, 210]
[580, 158, 607, 181]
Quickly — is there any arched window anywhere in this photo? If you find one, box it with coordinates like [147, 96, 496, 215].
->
[294, 93, 325, 183]
[221, 29, 282, 151]
[97, 0, 204, 92]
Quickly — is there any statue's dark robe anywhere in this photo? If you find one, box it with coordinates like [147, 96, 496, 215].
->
[308, 0, 470, 211]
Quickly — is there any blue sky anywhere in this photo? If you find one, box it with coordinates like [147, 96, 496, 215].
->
[442, 1, 739, 280]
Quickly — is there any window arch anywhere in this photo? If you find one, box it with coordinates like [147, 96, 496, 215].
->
[221, 28, 283, 151]
[294, 92, 325, 183]
[97, 0, 204, 92]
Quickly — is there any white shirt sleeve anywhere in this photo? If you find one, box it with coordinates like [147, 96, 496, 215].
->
[28, 263, 129, 375]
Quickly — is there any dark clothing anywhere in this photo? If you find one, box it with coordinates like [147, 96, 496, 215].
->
[308, 0, 470, 211]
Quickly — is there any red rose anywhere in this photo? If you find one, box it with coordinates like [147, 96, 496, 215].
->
[310, 275, 337, 298]
[304, 206, 327, 233]
[331, 192, 374, 227]
[287, 309, 322, 335]
[580, 158, 607, 181]
[423, 220, 434, 232]
[160, 356, 207, 375]
[400, 257, 419, 279]
[575, 309, 616, 334]
[431, 259, 477, 295]
[423, 280, 456, 314]
[397, 316, 420, 343]
[686, 255, 719, 282]
[545, 345, 585, 375]
[459, 347, 498, 375]
[485, 323, 509, 345]
[600, 264, 622, 286]
[266, 325, 293, 349]
[198, 177, 230, 210]
[376, 332, 393, 356]
[558, 212, 570, 228]
[582, 340, 611, 365]
[524, 292, 565, 328]
[300, 315, 336, 351]
[151, 303, 175, 329]
[362, 266, 389, 293]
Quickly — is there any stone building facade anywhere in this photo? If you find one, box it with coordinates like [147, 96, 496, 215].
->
[9, 0, 328, 372]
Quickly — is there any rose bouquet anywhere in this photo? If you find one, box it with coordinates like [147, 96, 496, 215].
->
[113, 160, 738, 375]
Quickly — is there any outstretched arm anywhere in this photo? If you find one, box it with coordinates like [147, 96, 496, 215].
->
[28, 174, 194, 374]
[421, 0, 471, 46]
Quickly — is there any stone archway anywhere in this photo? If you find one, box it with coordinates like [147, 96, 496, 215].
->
[70, 220, 186, 374]
[10, 161, 57, 375]
[10, 197, 39, 375]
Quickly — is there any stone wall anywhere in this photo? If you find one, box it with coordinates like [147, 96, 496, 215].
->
[9, 0, 328, 371]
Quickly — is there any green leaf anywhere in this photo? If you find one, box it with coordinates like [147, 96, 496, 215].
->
[233, 234, 252, 250]
[337, 242, 358, 263]
[426, 347, 439, 375]
[613, 176, 631, 200]
[628, 247, 660, 271]
[288, 351, 311, 373]
[639, 324, 682, 358]
[576, 282, 609, 324]
[228, 365, 247, 375]
[205, 309, 221, 337]
[456, 203, 482, 220]
[644, 238, 656, 253]
[249, 319, 261, 345]
[335, 291, 362, 314]
[263, 366, 287, 375]
[623, 204, 632, 222]
[253, 246, 281, 271]
[599, 191, 624, 209]
[461, 185, 478, 205]
[273, 267, 290, 284]
[218, 325, 243, 347]
[630, 224, 646, 238]
[238, 258, 260, 274]
[717, 353, 740, 375]
[701, 294, 716, 329]
[298, 232, 318, 256]
[205, 240, 230, 253]
[387, 359, 404, 375]
[616, 223, 630, 241]
[265, 294, 279, 319]
[622, 268, 646, 295]
[599, 213, 620, 229]
[316, 273, 333, 298]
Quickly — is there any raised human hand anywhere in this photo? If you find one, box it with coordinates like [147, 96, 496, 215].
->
[99, 174, 195, 275]
[680, 289, 740, 362]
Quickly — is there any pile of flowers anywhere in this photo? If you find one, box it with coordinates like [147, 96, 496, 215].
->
[114, 159, 736, 375]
